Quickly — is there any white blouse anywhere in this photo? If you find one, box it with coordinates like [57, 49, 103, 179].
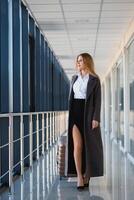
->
[73, 72, 89, 99]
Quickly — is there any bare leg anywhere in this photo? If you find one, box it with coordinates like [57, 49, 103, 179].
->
[83, 175, 90, 184]
[72, 124, 84, 186]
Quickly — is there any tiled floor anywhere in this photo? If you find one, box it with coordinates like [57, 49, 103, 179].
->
[47, 176, 111, 200]
[0, 145, 58, 200]
[0, 136, 134, 200]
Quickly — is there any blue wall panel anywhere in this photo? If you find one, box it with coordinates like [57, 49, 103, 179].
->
[35, 27, 41, 111]
[32, 115, 37, 159]
[13, 0, 20, 112]
[0, 0, 9, 113]
[0, 0, 9, 185]
[12, 0, 21, 176]
[44, 41, 47, 111]
[21, 4, 29, 166]
[29, 17, 37, 158]
[22, 3, 29, 112]
[13, 117, 21, 174]
[49, 50, 53, 110]
[29, 17, 35, 112]
[23, 115, 29, 166]
[40, 35, 44, 111]
[46, 43, 49, 111]
[0, 118, 9, 185]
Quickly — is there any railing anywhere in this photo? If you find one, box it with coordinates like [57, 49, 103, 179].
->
[0, 111, 68, 194]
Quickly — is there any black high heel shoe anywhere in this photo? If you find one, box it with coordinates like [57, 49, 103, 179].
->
[84, 182, 89, 187]
[77, 178, 84, 191]
[77, 185, 84, 191]
[83, 176, 90, 187]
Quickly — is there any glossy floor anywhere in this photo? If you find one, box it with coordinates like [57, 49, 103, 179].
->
[0, 137, 134, 200]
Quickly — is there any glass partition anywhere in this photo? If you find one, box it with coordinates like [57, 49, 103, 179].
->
[128, 39, 134, 157]
[113, 67, 119, 140]
[118, 61, 124, 146]
[107, 75, 112, 134]
[113, 60, 124, 145]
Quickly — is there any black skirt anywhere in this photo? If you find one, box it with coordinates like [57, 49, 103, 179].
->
[71, 98, 86, 173]
[72, 98, 85, 137]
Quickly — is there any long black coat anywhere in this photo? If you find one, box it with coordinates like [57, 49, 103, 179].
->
[67, 74, 103, 178]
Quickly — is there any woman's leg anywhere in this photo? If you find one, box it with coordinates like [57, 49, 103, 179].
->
[72, 124, 84, 186]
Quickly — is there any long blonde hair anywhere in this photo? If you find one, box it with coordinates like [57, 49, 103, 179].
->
[76, 53, 98, 77]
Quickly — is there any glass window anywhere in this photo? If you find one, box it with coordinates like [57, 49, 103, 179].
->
[107, 75, 112, 134]
[128, 39, 134, 157]
[113, 67, 119, 139]
[113, 60, 124, 145]
[118, 61, 124, 146]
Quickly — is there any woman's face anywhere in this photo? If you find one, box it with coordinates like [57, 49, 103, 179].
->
[77, 55, 86, 71]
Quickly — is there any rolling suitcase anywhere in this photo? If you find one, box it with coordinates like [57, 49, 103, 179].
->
[57, 135, 67, 179]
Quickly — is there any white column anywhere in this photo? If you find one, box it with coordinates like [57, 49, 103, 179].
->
[111, 70, 116, 140]
[19, 0, 23, 112]
[8, 0, 13, 113]
[20, 114, 24, 176]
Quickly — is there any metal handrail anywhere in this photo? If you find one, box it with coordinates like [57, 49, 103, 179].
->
[0, 110, 60, 118]
[0, 110, 68, 195]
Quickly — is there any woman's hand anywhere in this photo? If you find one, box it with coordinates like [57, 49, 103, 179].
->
[92, 120, 99, 129]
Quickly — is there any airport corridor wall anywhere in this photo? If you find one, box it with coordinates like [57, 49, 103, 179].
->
[0, 0, 70, 186]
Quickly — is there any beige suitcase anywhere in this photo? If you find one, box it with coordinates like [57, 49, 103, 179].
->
[57, 135, 67, 179]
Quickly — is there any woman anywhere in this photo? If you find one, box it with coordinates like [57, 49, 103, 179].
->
[67, 53, 103, 191]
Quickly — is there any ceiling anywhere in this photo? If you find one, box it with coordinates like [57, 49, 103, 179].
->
[25, 0, 134, 80]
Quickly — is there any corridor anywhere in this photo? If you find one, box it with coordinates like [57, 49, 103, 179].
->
[1, 0, 134, 199]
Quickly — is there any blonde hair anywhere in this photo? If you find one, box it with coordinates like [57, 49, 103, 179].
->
[76, 53, 98, 77]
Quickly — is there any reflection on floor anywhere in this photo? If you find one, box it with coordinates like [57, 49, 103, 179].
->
[0, 145, 58, 200]
[0, 136, 134, 200]
[47, 176, 111, 200]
